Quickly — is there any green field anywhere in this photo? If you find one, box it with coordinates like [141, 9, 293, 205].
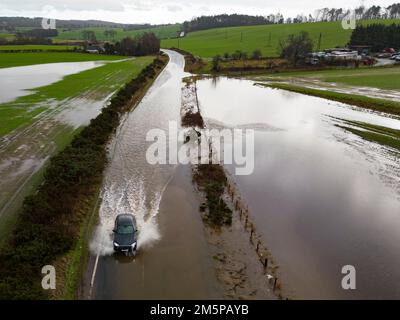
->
[0, 56, 154, 136]
[162, 19, 400, 58]
[257, 65, 400, 90]
[0, 52, 127, 68]
[0, 32, 15, 41]
[55, 24, 181, 41]
[0, 44, 79, 51]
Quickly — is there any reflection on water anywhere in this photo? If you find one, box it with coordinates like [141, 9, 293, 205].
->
[0, 61, 106, 103]
[197, 77, 400, 299]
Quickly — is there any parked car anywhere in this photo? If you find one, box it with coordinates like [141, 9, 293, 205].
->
[377, 53, 392, 58]
[395, 56, 400, 62]
[390, 53, 400, 60]
[113, 214, 138, 255]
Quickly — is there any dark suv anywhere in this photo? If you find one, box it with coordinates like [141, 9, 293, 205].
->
[113, 214, 138, 254]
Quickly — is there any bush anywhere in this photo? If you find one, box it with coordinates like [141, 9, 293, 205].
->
[279, 31, 313, 66]
[193, 164, 232, 227]
[252, 49, 262, 60]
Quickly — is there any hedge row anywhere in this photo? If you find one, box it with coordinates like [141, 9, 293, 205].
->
[0, 55, 167, 299]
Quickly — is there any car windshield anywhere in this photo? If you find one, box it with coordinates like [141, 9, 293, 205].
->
[117, 224, 134, 234]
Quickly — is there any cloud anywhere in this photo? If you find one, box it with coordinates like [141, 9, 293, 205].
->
[199, 6, 210, 12]
[167, 5, 183, 12]
[0, 0, 125, 12]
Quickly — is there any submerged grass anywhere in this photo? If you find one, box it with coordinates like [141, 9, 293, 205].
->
[335, 119, 400, 151]
[263, 83, 400, 117]
[256, 65, 400, 90]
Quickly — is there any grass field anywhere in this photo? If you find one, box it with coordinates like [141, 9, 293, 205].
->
[0, 32, 15, 41]
[0, 56, 154, 136]
[257, 65, 400, 90]
[0, 44, 80, 51]
[162, 19, 400, 58]
[55, 24, 181, 41]
[0, 52, 127, 68]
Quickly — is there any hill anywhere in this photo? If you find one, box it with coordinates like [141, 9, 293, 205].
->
[0, 16, 167, 29]
[161, 19, 400, 58]
[55, 24, 181, 41]
[0, 17, 181, 41]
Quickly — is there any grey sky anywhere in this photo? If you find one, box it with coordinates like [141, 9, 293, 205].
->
[0, 0, 396, 24]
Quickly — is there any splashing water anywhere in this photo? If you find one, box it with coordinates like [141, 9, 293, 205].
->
[90, 178, 166, 256]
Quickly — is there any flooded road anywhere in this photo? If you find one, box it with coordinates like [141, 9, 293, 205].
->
[196, 77, 400, 299]
[88, 50, 221, 299]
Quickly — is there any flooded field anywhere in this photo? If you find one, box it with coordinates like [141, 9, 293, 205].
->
[0, 61, 106, 104]
[0, 58, 149, 237]
[196, 77, 400, 299]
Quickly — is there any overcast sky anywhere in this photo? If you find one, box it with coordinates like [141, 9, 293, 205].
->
[0, 0, 396, 24]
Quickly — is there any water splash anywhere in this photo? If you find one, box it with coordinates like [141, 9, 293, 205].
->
[90, 179, 164, 256]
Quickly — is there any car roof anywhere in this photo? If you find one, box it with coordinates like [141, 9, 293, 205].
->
[116, 214, 136, 225]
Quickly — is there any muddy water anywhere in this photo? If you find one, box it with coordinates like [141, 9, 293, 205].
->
[196, 77, 400, 299]
[89, 50, 221, 299]
[0, 61, 106, 103]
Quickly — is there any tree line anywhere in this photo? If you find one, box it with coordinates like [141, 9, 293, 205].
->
[349, 23, 400, 51]
[182, 14, 273, 32]
[0, 29, 58, 45]
[103, 32, 160, 56]
[181, 3, 400, 33]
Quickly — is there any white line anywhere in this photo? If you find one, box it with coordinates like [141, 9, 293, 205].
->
[89, 252, 100, 295]
[91, 253, 100, 287]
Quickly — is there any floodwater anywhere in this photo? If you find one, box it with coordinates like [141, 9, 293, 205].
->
[89, 50, 221, 299]
[196, 77, 400, 299]
[0, 61, 106, 103]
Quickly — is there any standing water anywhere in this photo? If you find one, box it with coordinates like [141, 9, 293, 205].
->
[196, 77, 400, 299]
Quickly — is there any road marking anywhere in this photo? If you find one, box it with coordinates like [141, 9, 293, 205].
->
[89, 252, 100, 299]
